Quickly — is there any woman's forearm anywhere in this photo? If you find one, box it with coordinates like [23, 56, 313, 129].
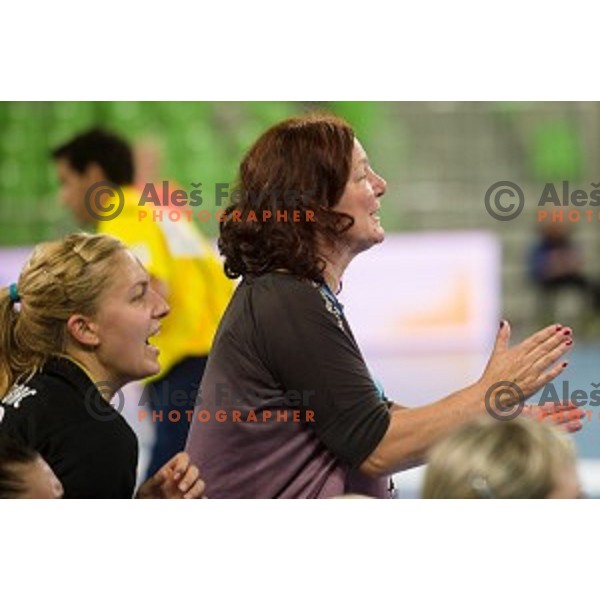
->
[360, 381, 488, 477]
[360, 321, 574, 477]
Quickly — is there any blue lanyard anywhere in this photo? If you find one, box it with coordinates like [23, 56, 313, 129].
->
[320, 282, 386, 402]
[320, 282, 345, 314]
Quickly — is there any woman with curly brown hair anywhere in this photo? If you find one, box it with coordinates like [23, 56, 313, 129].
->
[185, 114, 579, 498]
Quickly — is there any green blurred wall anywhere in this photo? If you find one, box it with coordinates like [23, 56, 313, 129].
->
[0, 101, 386, 245]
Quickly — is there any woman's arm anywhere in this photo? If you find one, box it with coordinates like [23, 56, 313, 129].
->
[361, 381, 487, 475]
[361, 321, 573, 477]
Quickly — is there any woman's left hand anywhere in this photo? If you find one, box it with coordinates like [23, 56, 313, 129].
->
[521, 401, 586, 433]
[136, 452, 206, 499]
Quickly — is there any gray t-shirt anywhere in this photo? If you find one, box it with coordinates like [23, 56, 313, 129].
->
[185, 271, 391, 498]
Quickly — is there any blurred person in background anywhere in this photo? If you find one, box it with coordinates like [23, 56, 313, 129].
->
[185, 114, 583, 498]
[134, 135, 186, 211]
[528, 221, 599, 324]
[0, 233, 205, 499]
[0, 437, 64, 499]
[422, 416, 582, 499]
[51, 129, 233, 478]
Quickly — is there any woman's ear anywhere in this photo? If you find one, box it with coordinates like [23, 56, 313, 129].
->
[66, 314, 100, 347]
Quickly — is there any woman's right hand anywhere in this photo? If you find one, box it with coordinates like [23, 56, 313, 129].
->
[136, 452, 206, 499]
[478, 320, 573, 405]
[360, 320, 575, 478]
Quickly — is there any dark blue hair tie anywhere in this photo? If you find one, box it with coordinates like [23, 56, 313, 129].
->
[8, 283, 20, 304]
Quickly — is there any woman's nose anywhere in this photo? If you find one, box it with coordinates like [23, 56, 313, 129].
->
[372, 171, 387, 197]
[153, 290, 170, 319]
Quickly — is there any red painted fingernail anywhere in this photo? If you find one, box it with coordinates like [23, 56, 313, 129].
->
[499, 320, 504, 329]
[556, 325, 563, 331]
[563, 329, 572, 335]
[565, 340, 573, 346]
[562, 362, 568, 367]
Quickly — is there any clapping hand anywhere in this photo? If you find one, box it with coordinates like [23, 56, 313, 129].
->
[522, 401, 586, 433]
[136, 452, 206, 499]
[480, 321, 573, 404]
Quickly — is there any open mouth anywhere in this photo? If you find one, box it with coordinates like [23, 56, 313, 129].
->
[145, 327, 161, 349]
[369, 209, 381, 222]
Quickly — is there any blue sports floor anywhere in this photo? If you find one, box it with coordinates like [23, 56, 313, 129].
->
[391, 343, 600, 498]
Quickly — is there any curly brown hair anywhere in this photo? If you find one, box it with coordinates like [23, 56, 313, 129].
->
[219, 114, 356, 282]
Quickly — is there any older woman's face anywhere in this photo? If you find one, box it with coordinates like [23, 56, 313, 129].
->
[334, 139, 387, 254]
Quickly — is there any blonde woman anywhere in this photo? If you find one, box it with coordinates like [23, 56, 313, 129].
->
[0, 233, 204, 499]
[422, 417, 582, 499]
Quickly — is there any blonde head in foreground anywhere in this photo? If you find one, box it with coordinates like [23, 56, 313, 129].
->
[422, 417, 581, 499]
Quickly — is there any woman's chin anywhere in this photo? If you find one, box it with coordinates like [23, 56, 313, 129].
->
[139, 358, 161, 380]
[146, 362, 161, 377]
[370, 226, 385, 246]
[142, 344, 161, 375]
